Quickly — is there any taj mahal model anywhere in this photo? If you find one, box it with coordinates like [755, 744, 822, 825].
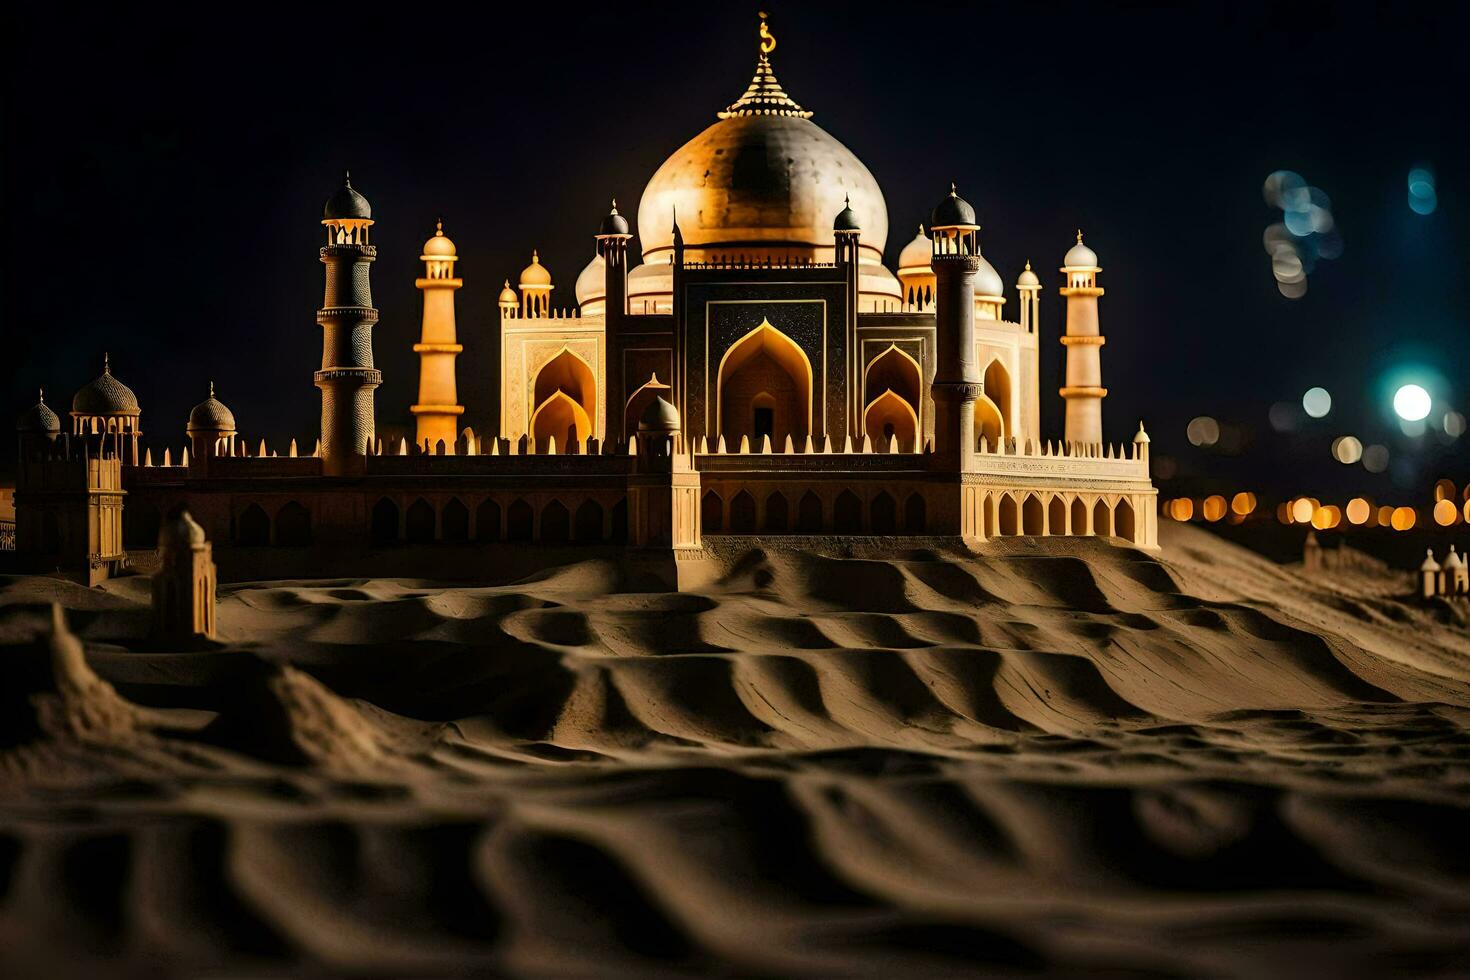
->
[12, 17, 1156, 588]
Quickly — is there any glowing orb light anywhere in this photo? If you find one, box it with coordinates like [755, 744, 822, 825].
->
[1393, 383, 1431, 422]
[1302, 387, 1332, 418]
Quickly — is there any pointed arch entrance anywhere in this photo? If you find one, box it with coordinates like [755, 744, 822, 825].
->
[863, 345, 921, 449]
[531, 348, 597, 447]
[716, 318, 812, 448]
[974, 392, 1003, 449]
[983, 358, 1013, 440]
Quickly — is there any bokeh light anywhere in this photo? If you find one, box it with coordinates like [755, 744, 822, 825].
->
[1393, 383, 1431, 421]
[1186, 416, 1221, 447]
[1444, 411, 1466, 438]
[1291, 498, 1315, 524]
[1202, 495, 1227, 522]
[1434, 479, 1457, 502]
[1391, 507, 1416, 531]
[1434, 499, 1458, 526]
[1362, 444, 1389, 473]
[1408, 166, 1437, 215]
[1330, 435, 1362, 464]
[1262, 170, 1341, 297]
[1345, 498, 1371, 525]
[1302, 387, 1331, 418]
[1231, 492, 1257, 516]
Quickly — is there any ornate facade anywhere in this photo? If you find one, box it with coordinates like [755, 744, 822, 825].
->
[12, 16, 1156, 588]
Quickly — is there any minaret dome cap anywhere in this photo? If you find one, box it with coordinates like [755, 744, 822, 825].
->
[597, 200, 632, 238]
[833, 195, 861, 232]
[638, 395, 682, 433]
[18, 390, 61, 433]
[1063, 229, 1099, 269]
[930, 184, 978, 231]
[519, 250, 553, 288]
[323, 172, 372, 221]
[423, 218, 457, 256]
[188, 382, 236, 433]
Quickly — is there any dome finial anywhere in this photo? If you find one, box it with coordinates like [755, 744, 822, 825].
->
[759, 11, 775, 54]
[38, 387, 44, 404]
[435, 217, 443, 235]
[209, 380, 215, 398]
[344, 169, 351, 187]
[1024, 259, 1032, 271]
[103, 351, 111, 373]
[1076, 228, 1084, 244]
[610, 197, 618, 213]
[532, 248, 539, 263]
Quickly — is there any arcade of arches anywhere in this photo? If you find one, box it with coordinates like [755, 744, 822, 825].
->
[863, 345, 922, 452]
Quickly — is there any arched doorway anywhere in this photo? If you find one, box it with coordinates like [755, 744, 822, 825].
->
[276, 501, 312, 546]
[1116, 498, 1136, 543]
[530, 390, 592, 451]
[701, 491, 723, 533]
[1093, 499, 1113, 537]
[1071, 497, 1089, 536]
[1022, 495, 1044, 535]
[871, 492, 897, 534]
[974, 392, 1004, 449]
[730, 491, 757, 532]
[476, 499, 501, 541]
[717, 319, 812, 449]
[406, 498, 435, 543]
[765, 492, 789, 532]
[864, 345, 922, 450]
[797, 491, 823, 532]
[864, 390, 918, 453]
[441, 498, 469, 542]
[998, 495, 1018, 535]
[834, 490, 863, 533]
[238, 504, 270, 546]
[574, 499, 604, 542]
[541, 501, 570, 543]
[904, 492, 926, 533]
[983, 359, 1013, 439]
[531, 348, 597, 448]
[507, 499, 534, 541]
[370, 498, 398, 546]
[1048, 495, 1067, 536]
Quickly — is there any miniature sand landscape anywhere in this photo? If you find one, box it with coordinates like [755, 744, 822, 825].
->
[1, 522, 1467, 977]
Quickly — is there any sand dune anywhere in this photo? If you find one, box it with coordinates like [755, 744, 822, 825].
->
[1, 523, 1468, 977]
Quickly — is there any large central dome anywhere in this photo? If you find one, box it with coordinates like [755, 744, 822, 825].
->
[630, 49, 900, 311]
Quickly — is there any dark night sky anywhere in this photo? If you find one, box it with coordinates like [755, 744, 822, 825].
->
[3, 1, 1465, 500]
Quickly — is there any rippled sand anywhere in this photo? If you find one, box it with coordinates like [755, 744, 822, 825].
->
[2, 523, 1468, 977]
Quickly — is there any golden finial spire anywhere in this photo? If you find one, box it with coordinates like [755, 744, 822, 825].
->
[610, 197, 619, 213]
[1024, 260, 1032, 271]
[950, 182, 958, 197]
[435, 217, 444, 235]
[103, 351, 111, 373]
[1076, 228, 1084, 244]
[209, 381, 215, 398]
[531, 249, 539, 263]
[759, 11, 776, 54]
[718, 11, 810, 119]
[38, 387, 44, 404]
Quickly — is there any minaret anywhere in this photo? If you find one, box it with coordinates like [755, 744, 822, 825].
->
[1015, 261, 1041, 334]
[497, 280, 519, 319]
[316, 173, 381, 476]
[833, 196, 862, 439]
[411, 219, 465, 453]
[597, 200, 633, 441]
[1059, 230, 1105, 449]
[929, 184, 983, 466]
[518, 251, 553, 318]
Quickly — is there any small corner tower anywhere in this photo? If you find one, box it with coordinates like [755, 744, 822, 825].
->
[1015, 261, 1041, 334]
[929, 185, 984, 467]
[152, 509, 217, 641]
[518, 250, 553, 318]
[187, 382, 237, 463]
[411, 218, 465, 453]
[1059, 230, 1106, 449]
[597, 199, 634, 440]
[896, 225, 935, 311]
[316, 172, 381, 476]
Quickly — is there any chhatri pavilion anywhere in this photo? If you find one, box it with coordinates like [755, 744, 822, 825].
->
[12, 15, 1156, 587]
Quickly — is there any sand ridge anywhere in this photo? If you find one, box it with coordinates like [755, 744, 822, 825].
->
[0, 523, 1467, 976]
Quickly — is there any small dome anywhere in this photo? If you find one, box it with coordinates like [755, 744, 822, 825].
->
[158, 509, 206, 551]
[1446, 546, 1465, 570]
[597, 201, 632, 238]
[638, 396, 681, 432]
[423, 219, 456, 256]
[323, 172, 372, 221]
[498, 279, 519, 305]
[519, 250, 552, 288]
[187, 383, 236, 433]
[17, 391, 60, 433]
[1016, 260, 1039, 287]
[975, 252, 1004, 298]
[1421, 549, 1442, 572]
[1133, 421, 1151, 445]
[575, 252, 606, 306]
[1064, 230, 1099, 269]
[72, 355, 140, 417]
[897, 225, 932, 273]
[930, 184, 978, 230]
[833, 195, 860, 232]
